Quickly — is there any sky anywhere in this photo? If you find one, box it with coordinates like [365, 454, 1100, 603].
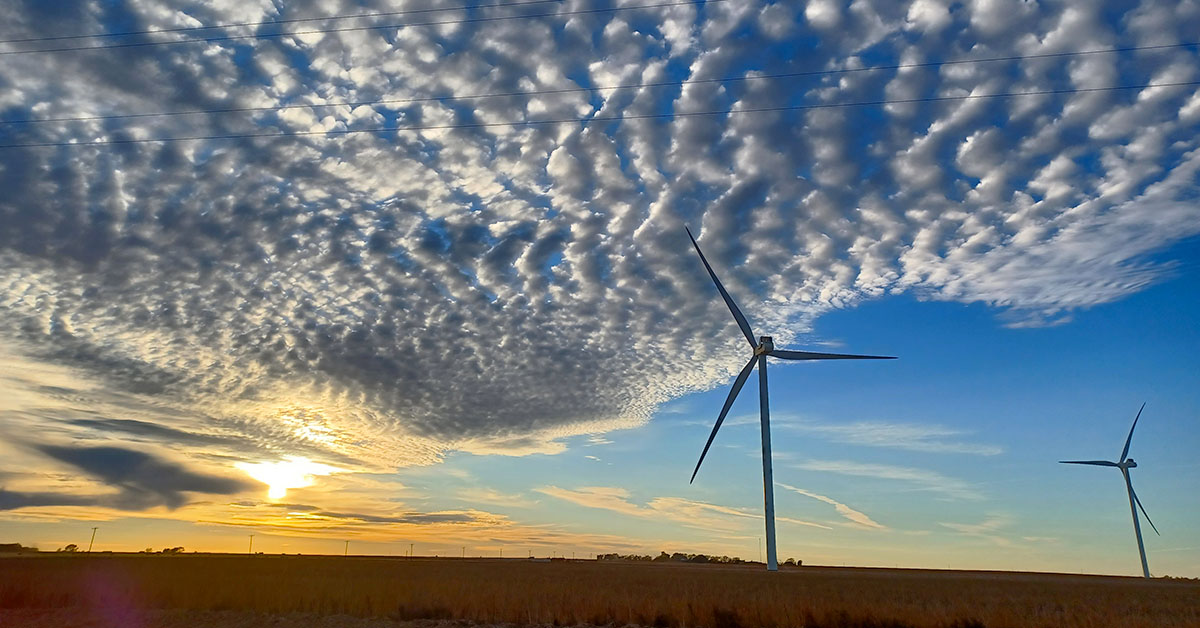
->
[0, 0, 1197, 578]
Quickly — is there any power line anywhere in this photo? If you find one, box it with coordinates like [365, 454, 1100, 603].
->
[3, 81, 1194, 150]
[0, 0, 568, 45]
[0, 0, 726, 56]
[3, 42, 1196, 126]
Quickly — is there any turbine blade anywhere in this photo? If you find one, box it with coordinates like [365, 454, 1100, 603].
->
[690, 355, 758, 483]
[769, 349, 896, 361]
[1058, 460, 1119, 467]
[685, 227, 756, 348]
[1130, 484, 1160, 536]
[1120, 402, 1146, 463]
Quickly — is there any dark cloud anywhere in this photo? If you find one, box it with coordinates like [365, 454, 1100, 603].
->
[229, 500, 493, 526]
[28, 444, 251, 510]
[66, 418, 240, 448]
[330, 511, 482, 525]
[0, 488, 97, 510]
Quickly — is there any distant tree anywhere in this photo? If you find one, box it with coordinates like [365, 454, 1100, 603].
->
[58, 544, 79, 552]
[162, 546, 185, 554]
[783, 558, 796, 567]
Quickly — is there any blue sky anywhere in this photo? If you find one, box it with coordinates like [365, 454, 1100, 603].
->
[0, 0, 1198, 578]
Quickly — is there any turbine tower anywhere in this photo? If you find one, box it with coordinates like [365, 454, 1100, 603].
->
[685, 227, 895, 571]
[1060, 403, 1160, 578]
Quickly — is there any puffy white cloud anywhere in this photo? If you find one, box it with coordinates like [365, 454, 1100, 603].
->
[0, 0, 1197, 488]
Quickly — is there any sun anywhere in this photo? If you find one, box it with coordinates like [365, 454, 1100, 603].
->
[235, 456, 341, 500]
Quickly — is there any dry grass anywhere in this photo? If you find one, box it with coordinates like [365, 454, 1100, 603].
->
[1, 554, 1197, 628]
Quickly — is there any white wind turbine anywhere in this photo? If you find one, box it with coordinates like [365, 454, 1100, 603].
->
[1060, 403, 1160, 578]
[685, 227, 896, 571]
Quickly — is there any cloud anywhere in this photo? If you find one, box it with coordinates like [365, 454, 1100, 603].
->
[535, 486, 830, 532]
[223, 501, 502, 528]
[66, 417, 241, 448]
[796, 459, 981, 501]
[783, 417, 1004, 456]
[455, 487, 538, 509]
[777, 483, 886, 530]
[0, 489, 98, 511]
[17, 443, 252, 510]
[938, 515, 1015, 546]
[207, 497, 668, 555]
[535, 486, 646, 519]
[0, 0, 1197, 471]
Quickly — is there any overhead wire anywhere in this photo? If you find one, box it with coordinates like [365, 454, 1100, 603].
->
[3, 41, 1197, 126]
[0, 0, 727, 56]
[3, 81, 1196, 149]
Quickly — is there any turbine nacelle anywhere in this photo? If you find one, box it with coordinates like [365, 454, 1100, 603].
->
[755, 336, 774, 355]
[1124, 458, 1137, 469]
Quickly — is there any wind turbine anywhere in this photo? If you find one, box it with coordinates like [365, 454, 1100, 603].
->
[685, 227, 896, 571]
[1060, 403, 1160, 578]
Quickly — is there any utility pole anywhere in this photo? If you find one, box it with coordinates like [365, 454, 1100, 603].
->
[344, 540, 349, 556]
[461, 546, 465, 558]
[88, 527, 98, 552]
[499, 547, 503, 558]
[409, 543, 413, 557]
[248, 534, 254, 554]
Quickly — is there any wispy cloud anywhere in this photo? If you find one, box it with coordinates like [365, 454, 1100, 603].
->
[776, 516, 834, 530]
[939, 516, 1015, 547]
[796, 459, 981, 501]
[455, 488, 538, 509]
[535, 486, 647, 519]
[536, 486, 829, 532]
[721, 413, 1002, 456]
[937, 516, 1057, 548]
[788, 419, 1003, 456]
[777, 483, 885, 530]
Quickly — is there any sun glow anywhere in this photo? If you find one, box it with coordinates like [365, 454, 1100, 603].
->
[235, 456, 341, 500]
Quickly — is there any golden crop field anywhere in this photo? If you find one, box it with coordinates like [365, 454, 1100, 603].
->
[1, 554, 1198, 628]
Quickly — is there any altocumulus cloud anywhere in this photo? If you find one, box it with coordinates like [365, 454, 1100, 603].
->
[0, 1, 1198, 476]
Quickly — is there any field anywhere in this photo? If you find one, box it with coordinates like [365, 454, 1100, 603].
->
[1, 554, 1198, 628]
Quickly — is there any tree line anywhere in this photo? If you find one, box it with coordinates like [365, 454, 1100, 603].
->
[595, 551, 801, 566]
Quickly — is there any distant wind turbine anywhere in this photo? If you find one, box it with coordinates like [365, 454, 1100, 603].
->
[685, 227, 896, 571]
[1060, 402, 1160, 578]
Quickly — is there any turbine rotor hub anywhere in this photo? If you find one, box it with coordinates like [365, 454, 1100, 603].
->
[755, 336, 774, 355]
